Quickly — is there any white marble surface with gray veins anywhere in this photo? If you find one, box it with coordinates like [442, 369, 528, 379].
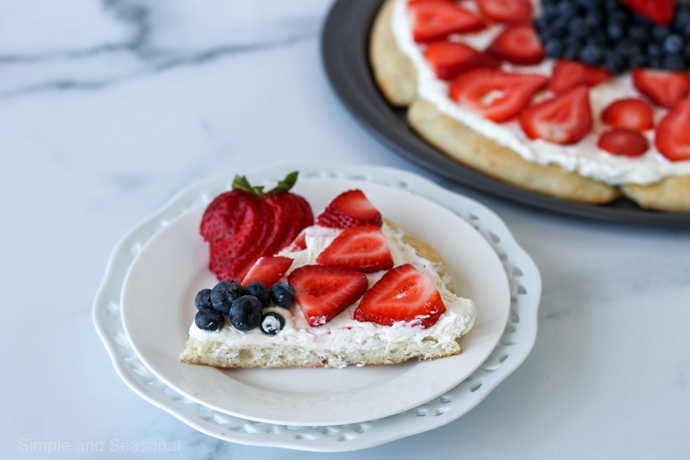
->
[2, 1, 689, 458]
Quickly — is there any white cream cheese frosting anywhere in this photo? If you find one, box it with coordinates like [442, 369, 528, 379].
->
[390, 0, 690, 185]
[187, 222, 477, 362]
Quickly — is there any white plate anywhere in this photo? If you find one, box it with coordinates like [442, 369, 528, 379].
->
[94, 162, 541, 450]
[120, 176, 510, 426]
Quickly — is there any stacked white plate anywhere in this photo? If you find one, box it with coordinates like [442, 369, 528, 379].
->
[93, 162, 541, 452]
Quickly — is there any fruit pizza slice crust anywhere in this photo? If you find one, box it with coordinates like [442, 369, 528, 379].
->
[369, 0, 690, 213]
[180, 175, 476, 369]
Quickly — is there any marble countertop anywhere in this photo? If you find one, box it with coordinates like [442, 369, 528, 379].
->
[2, 0, 689, 458]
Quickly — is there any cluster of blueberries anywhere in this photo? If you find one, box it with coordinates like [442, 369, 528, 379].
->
[194, 280, 295, 335]
[534, 0, 690, 74]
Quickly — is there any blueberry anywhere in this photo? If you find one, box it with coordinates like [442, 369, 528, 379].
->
[647, 43, 664, 58]
[557, 1, 578, 17]
[663, 55, 686, 71]
[651, 25, 669, 42]
[563, 35, 585, 54]
[544, 39, 565, 58]
[584, 12, 603, 30]
[211, 281, 245, 314]
[649, 55, 664, 69]
[609, 10, 629, 26]
[541, 3, 559, 20]
[617, 41, 645, 61]
[269, 282, 295, 308]
[603, 52, 626, 74]
[606, 22, 625, 41]
[260, 312, 285, 336]
[194, 288, 213, 310]
[577, 0, 601, 11]
[672, 9, 690, 35]
[630, 11, 652, 26]
[588, 33, 608, 47]
[549, 16, 569, 37]
[568, 17, 591, 38]
[562, 47, 579, 61]
[228, 295, 263, 331]
[580, 44, 604, 66]
[664, 34, 684, 54]
[629, 53, 649, 69]
[244, 282, 270, 308]
[628, 26, 649, 44]
[603, 0, 620, 12]
[195, 309, 224, 331]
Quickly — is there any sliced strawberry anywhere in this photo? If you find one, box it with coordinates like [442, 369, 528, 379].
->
[209, 238, 250, 282]
[353, 264, 446, 329]
[241, 256, 294, 288]
[207, 195, 263, 280]
[619, 0, 676, 25]
[631, 68, 690, 109]
[242, 194, 311, 280]
[597, 128, 649, 157]
[208, 239, 232, 280]
[218, 207, 274, 282]
[287, 265, 368, 327]
[655, 99, 690, 162]
[423, 40, 499, 81]
[601, 98, 655, 131]
[260, 193, 292, 255]
[449, 68, 548, 122]
[262, 192, 313, 256]
[202, 172, 313, 282]
[316, 189, 383, 229]
[199, 191, 253, 243]
[549, 60, 612, 95]
[316, 225, 394, 273]
[519, 86, 593, 145]
[289, 193, 315, 239]
[487, 22, 544, 65]
[409, 1, 486, 43]
[476, 0, 533, 24]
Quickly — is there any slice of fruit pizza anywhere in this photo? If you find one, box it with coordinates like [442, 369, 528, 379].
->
[179, 173, 476, 368]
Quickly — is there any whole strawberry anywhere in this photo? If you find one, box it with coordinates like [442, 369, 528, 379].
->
[200, 171, 313, 282]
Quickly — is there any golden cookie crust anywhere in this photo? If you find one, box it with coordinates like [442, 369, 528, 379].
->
[369, 0, 417, 107]
[621, 176, 690, 213]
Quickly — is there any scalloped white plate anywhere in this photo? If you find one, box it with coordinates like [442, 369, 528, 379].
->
[120, 178, 508, 426]
[93, 162, 541, 451]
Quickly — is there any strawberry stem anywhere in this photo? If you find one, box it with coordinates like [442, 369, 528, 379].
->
[231, 171, 299, 197]
[268, 171, 298, 194]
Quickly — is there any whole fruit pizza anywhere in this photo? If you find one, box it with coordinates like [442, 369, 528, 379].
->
[179, 172, 476, 368]
[369, 0, 690, 212]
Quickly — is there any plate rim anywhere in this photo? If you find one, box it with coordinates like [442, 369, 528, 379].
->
[119, 176, 511, 426]
[93, 161, 542, 451]
[320, 0, 690, 227]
